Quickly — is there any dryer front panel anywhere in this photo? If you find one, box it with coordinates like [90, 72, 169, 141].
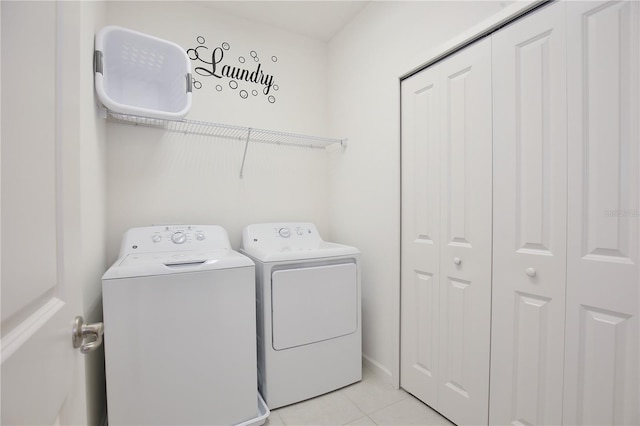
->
[271, 262, 357, 350]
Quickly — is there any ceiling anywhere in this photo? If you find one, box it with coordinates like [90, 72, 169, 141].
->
[199, 1, 370, 42]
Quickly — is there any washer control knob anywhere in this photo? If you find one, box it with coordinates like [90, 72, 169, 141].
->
[279, 227, 291, 238]
[171, 231, 187, 244]
[152, 235, 162, 243]
[195, 232, 205, 241]
[295, 227, 304, 236]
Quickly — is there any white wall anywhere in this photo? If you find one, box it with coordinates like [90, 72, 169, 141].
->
[104, 1, 332, 260]
[327, 1, 509, 382]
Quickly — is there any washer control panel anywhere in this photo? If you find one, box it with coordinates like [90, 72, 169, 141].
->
[278, 227, 291, 238]
[119, 225, 231, 255]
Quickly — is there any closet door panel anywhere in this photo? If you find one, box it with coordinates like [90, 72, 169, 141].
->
[564, 2, 639, 425]
[400, 66, 441, 406]
[437, 37, 492, 426]
[490, 3, 567, 425]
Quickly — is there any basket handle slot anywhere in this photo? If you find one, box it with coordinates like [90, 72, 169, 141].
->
[94, 50, 103, 74]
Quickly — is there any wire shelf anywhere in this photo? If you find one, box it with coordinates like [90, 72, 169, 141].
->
[106, 111, 346, 150]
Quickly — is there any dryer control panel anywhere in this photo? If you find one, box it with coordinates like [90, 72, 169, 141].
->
[118, 225, 231, 255]
[242, 222, 322, 251]
[241, 222, 359, 262]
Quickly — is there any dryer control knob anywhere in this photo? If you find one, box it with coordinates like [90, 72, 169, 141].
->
[279, 227, 291, 238]
[152, 235, 162, 243]
[171, 231, 187, 244]
[195, 232, 205, 241]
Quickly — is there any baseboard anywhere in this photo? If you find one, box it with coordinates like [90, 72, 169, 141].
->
[362, 354, 396, 388]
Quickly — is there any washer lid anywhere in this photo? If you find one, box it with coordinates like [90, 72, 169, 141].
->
[241, 222, 359, 262]
[102, 248, 253, 280]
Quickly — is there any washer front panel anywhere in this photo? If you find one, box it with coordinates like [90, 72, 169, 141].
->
[102, 267, 257, 425]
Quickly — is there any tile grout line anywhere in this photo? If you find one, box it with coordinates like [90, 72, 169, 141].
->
[340, 382, 412, 418]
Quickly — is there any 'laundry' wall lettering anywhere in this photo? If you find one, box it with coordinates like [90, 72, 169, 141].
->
[187, 37, 279, 103]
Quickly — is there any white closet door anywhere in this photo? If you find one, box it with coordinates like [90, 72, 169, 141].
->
[401, 64, 441, 407]
[490, 3, 568, 425]
[437, 37, 492, 426]
[564, 2, 639, 425]
[400, 38, 492, 426]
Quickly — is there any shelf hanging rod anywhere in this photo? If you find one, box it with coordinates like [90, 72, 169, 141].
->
[239, 128, 252, 179]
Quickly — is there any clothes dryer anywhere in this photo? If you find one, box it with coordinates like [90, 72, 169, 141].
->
[102, 225, 258, 426]
[241, 223, 361, 409]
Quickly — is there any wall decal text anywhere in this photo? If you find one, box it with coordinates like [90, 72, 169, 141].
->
[187, 37, 279, 103]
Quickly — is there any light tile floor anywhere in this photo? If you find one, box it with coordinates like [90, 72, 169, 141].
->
[264, 367, 455, 426]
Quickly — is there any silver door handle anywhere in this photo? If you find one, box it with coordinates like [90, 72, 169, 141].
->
[72, 316, 104, 354]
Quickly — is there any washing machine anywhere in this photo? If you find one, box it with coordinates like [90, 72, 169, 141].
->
[241, 222, 361, 409]
[102, 225, 259, 426]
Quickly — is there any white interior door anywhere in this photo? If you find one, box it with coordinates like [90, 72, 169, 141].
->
[564, 2, 639, 425]
[1, 2, 86, 424]
[436, 37, 492, 426]
[401, 37, 492, 426]
[401, 63, 441, 407]
[490, 3, 568, 425]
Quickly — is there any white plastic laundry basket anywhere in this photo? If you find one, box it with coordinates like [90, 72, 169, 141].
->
[94, 26, 192, 120]
[235, 394, 270, 426]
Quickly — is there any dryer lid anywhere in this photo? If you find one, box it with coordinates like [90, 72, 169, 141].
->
[242, 242, 359, 262]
